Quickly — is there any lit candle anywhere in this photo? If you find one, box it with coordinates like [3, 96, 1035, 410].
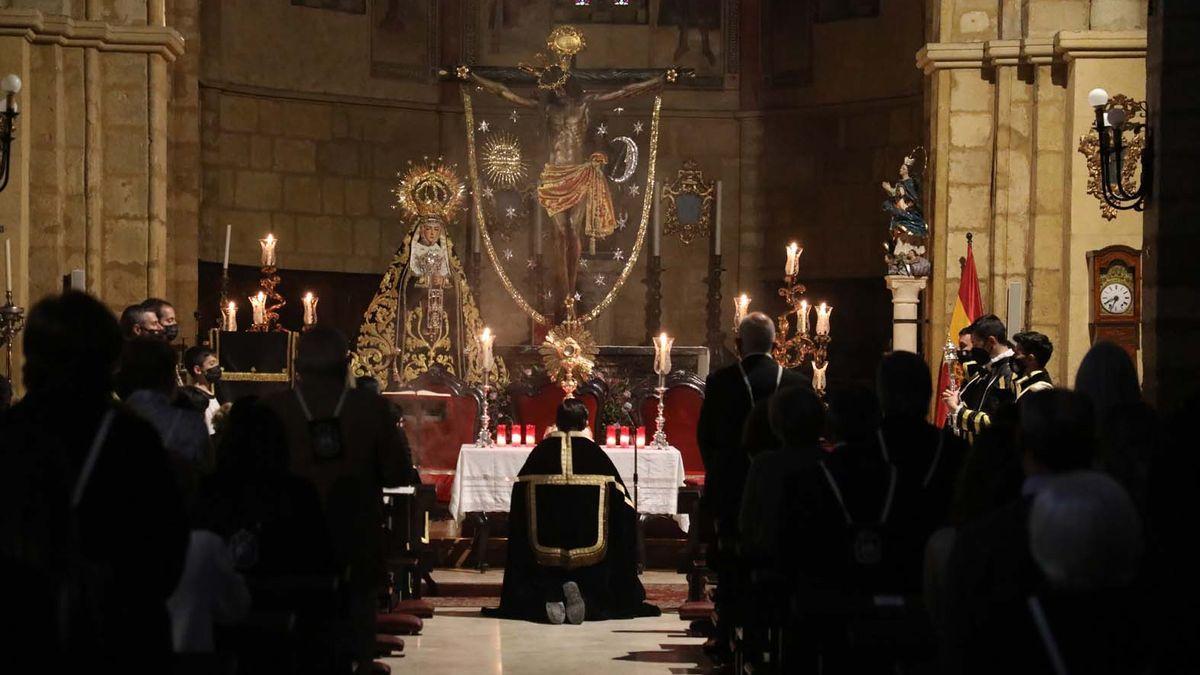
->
[733, 293, 751, 331]
[223, 224, 231, 271]
[605, 424, 617, 447]
[4, 238, 11, 293]
[653, 331, 674, 376]
[785, 242, 802, 277]
[222, 300, 238, 332]
[636, 426, 647, 448]
[620, 426, 631, 448]
[259, 233, 277, 267]
[250, 291, 267, 326]
[816, 302, 832, 336]
[524, 424, 536, 446]
[478, 327, 496, 372]
[302, 292, 319, 326]
[497, 424, 508, 446]
[713, 180, 722, 256]
[652, 181, 662, 257]
[510, 424, 521, 446]
[799, 300, 810, 334]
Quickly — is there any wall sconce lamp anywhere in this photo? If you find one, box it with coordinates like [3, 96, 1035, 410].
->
[1087, 87, 1150, 213]
[0, 74, 21, 194]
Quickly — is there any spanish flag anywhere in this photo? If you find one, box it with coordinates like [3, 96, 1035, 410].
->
[935, 236, 984, 426]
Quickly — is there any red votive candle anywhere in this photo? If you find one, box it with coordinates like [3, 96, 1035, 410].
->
[496, 424, 507, 446]
[620, 426, 631, 447]
[524, 424, 536, 446]
[510, 425, 521, 445]
[636, 426, 646, 448]
[605, 425, 617, 447]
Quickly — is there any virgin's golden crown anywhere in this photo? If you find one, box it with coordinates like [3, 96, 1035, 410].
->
[393, 159, 466, 222]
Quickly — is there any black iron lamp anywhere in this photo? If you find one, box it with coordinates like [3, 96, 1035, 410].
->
[1088, 87, 1150, 212]
[0, 73, 21, 194]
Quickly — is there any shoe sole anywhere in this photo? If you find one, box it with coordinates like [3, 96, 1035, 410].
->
[546, 601, 566, 625]
[562, 581, 585, 625]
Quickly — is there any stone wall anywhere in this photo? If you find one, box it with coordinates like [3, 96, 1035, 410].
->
[0, 0, 182, 390]
[919, 0, 1147, 387]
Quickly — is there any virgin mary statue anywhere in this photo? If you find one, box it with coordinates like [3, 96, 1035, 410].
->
[353, 159, 502, 386]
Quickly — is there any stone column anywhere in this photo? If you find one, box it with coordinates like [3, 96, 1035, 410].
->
[885, 275, 927, 353]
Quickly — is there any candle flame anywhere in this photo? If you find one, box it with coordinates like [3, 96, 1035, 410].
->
[265, 233, 275, 244]
[481, 327, 492, 341]
[304, 291, 314, 302]
[227, 301, 236, 312]
[256, 291, 265, 301]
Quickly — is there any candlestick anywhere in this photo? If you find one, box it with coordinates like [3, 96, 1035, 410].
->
[478, 327, 496, 372]
[713, 180, 722, 256]
[816, 302, 832, 336]
[785, 242, 802, 277]
[251, 292, 268, 326]
[653, 331, 674, 376]
[223, 225, 231, 270]
[652, 181, 662, 257]
[4, 238, 10, 293]
[259, 233, 277, 267]
[476, 367, 494, 447]
[652, 374, 669, 449]
[733, 293, 751, 332]
[497, 424, 508, 446]
[799, 299, 810, 335]
[301, 292, 318, 327]
[222, 301, 238, 332]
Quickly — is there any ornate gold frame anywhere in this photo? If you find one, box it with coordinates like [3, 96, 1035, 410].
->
[1077, 94, 1147, 221]
[661, 160, 715, 245]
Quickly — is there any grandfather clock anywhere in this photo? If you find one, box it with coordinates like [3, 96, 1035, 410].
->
[1087, 245, 1141, 362]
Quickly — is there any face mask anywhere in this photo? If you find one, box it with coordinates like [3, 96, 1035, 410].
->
[1011, 359, 1026, 377]
[204, 365, 223, 383]
[163, 324, 179, 342]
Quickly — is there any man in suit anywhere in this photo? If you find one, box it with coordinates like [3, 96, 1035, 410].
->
[943, 314, 1019, 443]
[1011, 330, 1054, 399]
[696, 312, 808, 661]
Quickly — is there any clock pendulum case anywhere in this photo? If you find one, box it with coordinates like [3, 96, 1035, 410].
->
[1087, 244, 1142, 363]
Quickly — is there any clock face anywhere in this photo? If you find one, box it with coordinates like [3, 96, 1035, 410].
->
[1100, 282, 1133, 315]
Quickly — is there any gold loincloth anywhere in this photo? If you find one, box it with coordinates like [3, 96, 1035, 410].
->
[537, 152, 617, 239]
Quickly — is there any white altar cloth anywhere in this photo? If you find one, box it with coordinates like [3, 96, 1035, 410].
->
[448, 444, 689, 532]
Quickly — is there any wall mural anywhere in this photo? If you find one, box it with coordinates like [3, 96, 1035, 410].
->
[465, 0, 738, 88]
[291, 0, 366, 14]
[371, 0, 440, 80]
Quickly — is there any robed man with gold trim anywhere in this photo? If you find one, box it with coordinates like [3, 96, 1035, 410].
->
[486, 399, 660, 623]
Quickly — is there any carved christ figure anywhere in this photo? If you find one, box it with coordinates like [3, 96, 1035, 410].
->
[466, 70, 668, 321]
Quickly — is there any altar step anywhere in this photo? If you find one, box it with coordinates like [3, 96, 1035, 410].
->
[424, 568, 691, 612]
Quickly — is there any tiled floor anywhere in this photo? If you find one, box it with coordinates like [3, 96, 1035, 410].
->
[383, 606, 710, 674]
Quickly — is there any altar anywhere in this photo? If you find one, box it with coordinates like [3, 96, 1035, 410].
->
[448, 443, 689, 533]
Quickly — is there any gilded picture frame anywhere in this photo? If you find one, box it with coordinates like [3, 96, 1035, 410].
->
[661, 160, 716, 245]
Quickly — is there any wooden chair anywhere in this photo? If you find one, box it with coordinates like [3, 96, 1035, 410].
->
[384, 365, 482, 505]
[507, 374, 606, 435]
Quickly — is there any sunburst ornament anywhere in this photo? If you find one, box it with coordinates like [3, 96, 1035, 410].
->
[481, 133, 528, 189]
[539, 322, 598, 398]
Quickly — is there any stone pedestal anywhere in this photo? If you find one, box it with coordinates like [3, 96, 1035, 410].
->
[885, 275, 927, 354]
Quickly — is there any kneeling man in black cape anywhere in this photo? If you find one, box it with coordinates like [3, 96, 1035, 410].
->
[485, 399, 661, 624]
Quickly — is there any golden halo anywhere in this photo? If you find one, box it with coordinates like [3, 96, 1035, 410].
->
[547, 26, 586, 60]
[393, 158, 466, 222]
[481, 133, 528, 190]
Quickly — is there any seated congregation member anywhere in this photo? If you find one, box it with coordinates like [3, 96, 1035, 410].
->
[489, 399, 659, 624]
[142, 297, 180, 344]
[942, 314, 1018, 443]
[739, 385, 825, 573]
[180, 345, 225, 436]
[0, 292, 188, 669]
[119, 302, 164, 339]
[1011, 330, 1054, 399]
[265, 326, 416, 669]
[1074, 341, 1157, 515]
[877, 351, 966, 529]
[942, 389, 1097, 675]
[118, 337, 211, 503]
[1020, 471, 1147, 674]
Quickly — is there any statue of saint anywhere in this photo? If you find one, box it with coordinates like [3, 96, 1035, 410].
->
[882, 149, 930, 277]
[455, 26, 680, 321]
[353, 160, 502, 387]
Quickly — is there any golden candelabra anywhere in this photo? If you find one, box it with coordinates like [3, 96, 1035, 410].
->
[249, 265, 287, 332]
[772, 273, 831, 371]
